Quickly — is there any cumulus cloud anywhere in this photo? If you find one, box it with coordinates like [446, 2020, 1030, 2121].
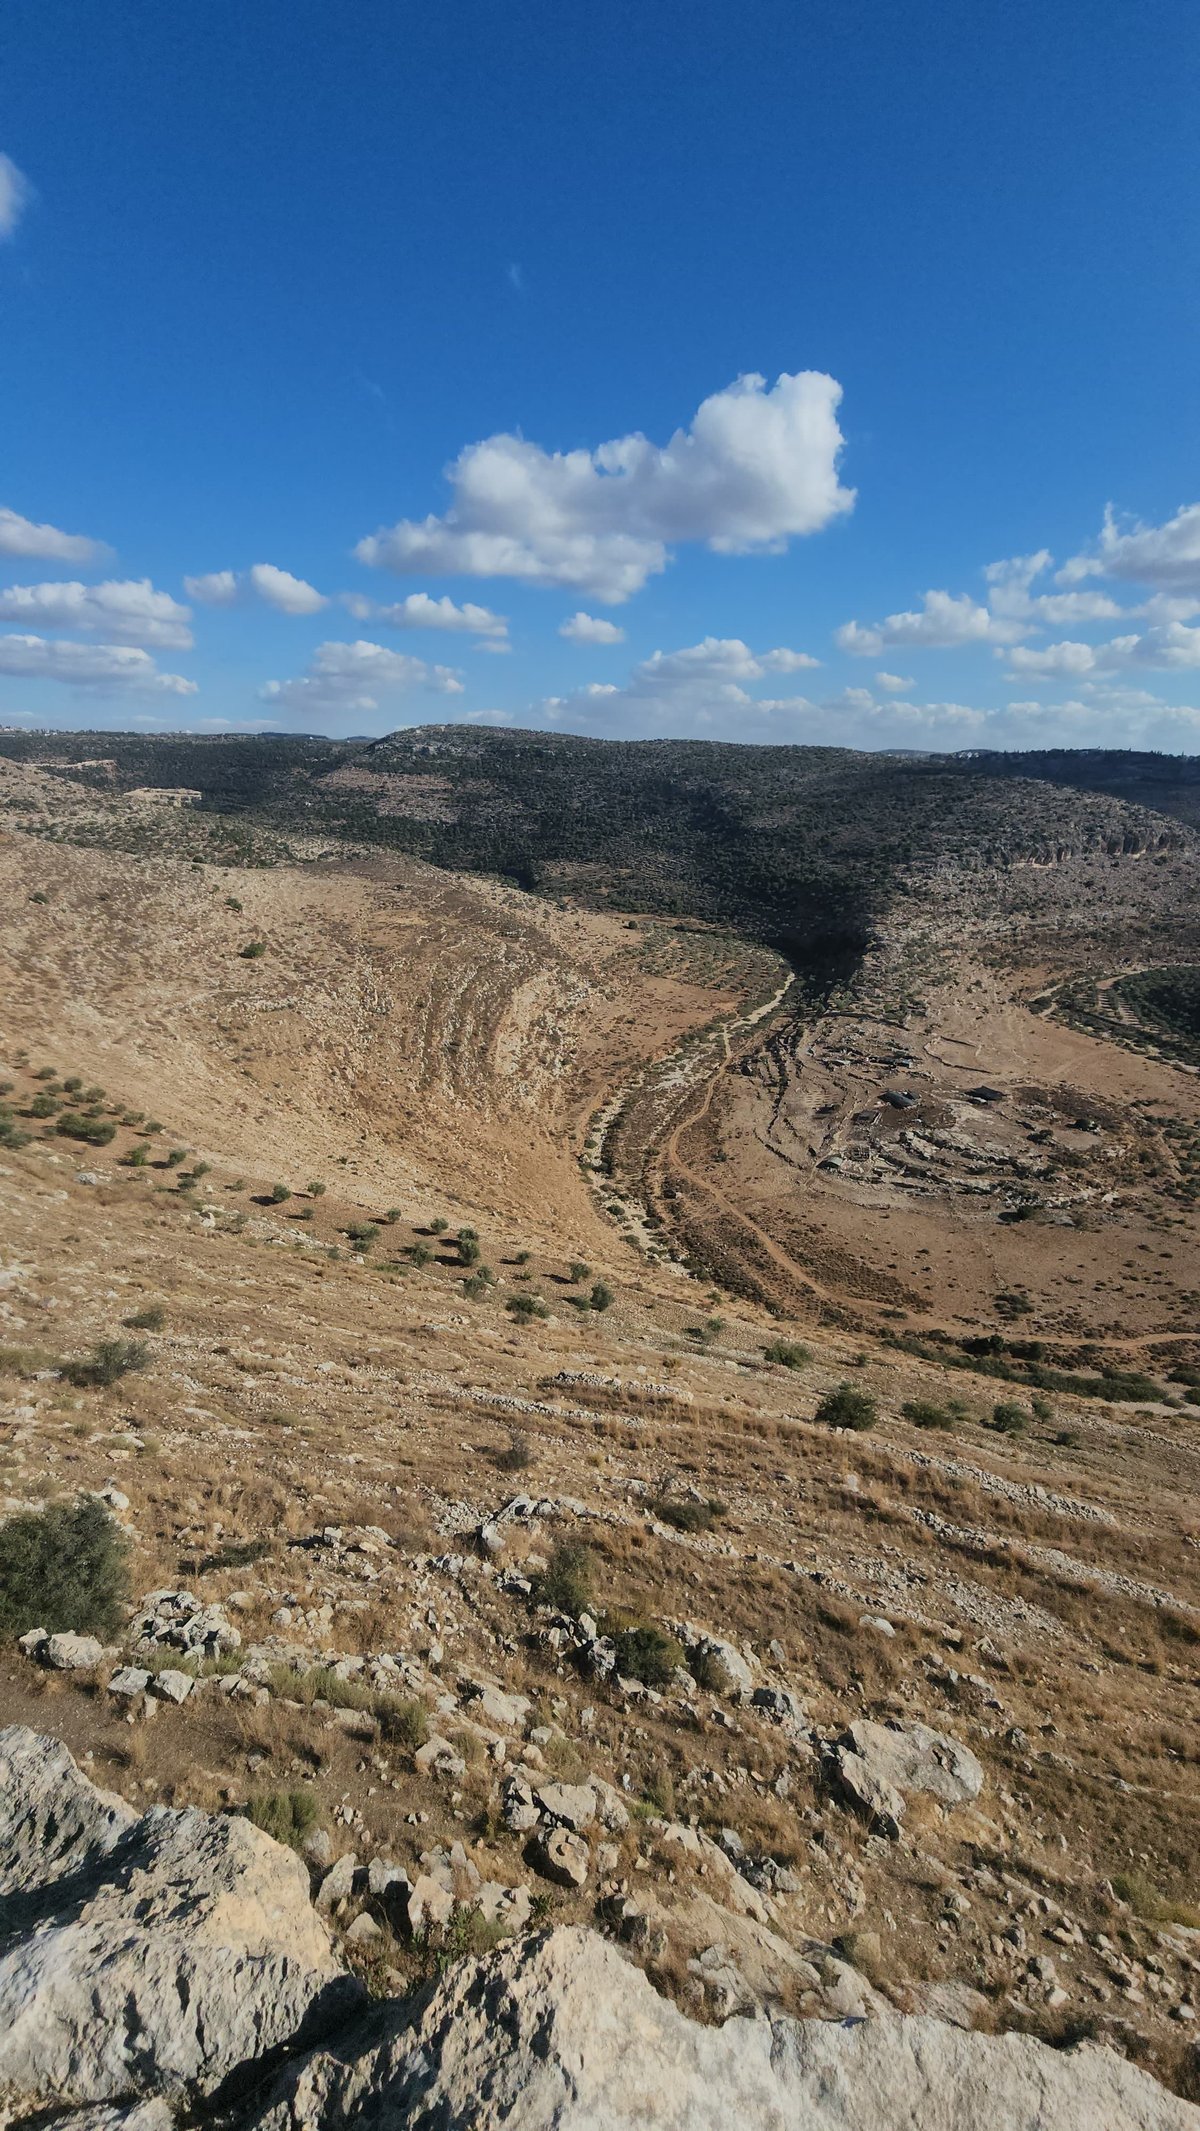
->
[1007, 621, 1200, 679]
[0, 154, 31, 240]
[836, 590, 1025, 656]
[342, 590, 507, 638]
[536, 636, 827, 739]
[1060, 502, 1200, 597]
[983, 551, 1123, 627]
[259, 640, 464, 718]
[185, 564, 326, 614]
[0, 578, 192, 649]
[0, 634, 196, 694]
[355, 370, 854, 602]
[875, 671, 914, 692]
[559, 612, 626, 645]
[0, 505, 107, 566]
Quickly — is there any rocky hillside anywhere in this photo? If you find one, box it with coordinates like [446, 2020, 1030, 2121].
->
[2, 1726, 1195, 2129]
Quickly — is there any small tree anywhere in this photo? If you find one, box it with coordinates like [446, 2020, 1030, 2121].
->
[569, 1261, 591, 1284]
[269, 1183, 291, 1203]
[590, 1280, 614, 1312]
[815, 1383, 878, 1432]
[534, 1540, 592, 1616]
[429, 1217, 449, 1235]
[63, 1337, 150, 1389]
[458, 1236, 481, 1266]
[507, 1291, 548, 1321]
[0, 1494, 130, 1637]
[308, 1180, 326, 1197]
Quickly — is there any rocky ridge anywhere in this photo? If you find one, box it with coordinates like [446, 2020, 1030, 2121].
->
[1, 1725, 1195, 2131]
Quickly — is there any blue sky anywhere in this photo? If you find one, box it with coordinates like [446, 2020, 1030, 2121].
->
[2, 0, 1199, 750]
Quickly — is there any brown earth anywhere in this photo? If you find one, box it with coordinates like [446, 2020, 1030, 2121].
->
[1, 790, 1199, 2100]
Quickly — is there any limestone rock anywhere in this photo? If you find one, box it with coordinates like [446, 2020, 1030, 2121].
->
[43, 1632, 104, 1671]
[534, 1826, 590, 1889]
[841, 1718, 985, 1807]
[0, 1726, 359, 2119]
[535, 1781, 596, 1832]
[246, 1925, 1199, 2131]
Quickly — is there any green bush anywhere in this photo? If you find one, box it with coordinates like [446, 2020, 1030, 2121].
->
[242, 1789, 320, 1849]
[991, 1401, 1028, 1435]
[410, 1242, 433, 1267]
[55, 1112, 117, 1146]
[610, 1621, 683, 1687]
[814, 1383, 878, 1432]
[239, 939, 267, 959]
[569, 1261, 591, 1283]
[0, 1117, 31, 1150]
[649, 1497, 725, 1533]
[900, 1398, 956, 1431]
[308, 1180, 326, 1197]
[269, 1183, 291, 1204]
[589, 1280, 614, 1312]
[507, 1292, 548, 1320]
[429, 1217, 449, 1235]
[534, 1540, 592, 1616]
[764, 1340, 810, 1369]
[62, 1337, 150, 1388]
[27, 1091, 62, 1118]
[0, 1494, 130, 1638]
[345, 1222, 379, 1246]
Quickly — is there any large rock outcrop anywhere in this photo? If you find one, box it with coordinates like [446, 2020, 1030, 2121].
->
[0, 1728, 358, 2119]
[1, 1726, 1195, 2131]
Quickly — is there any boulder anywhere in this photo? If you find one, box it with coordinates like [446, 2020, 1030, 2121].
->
[149, 1669, 193, 1705]
[534, 1782, 597, 1833]
[840, 1718, 985, 1807]
[0, 1727, 359, 2118]
[245, 1925, 1199, 2131]
[43, 1632, 104, 1671]
[533, 1827, 590, 1889]
[500, 1774, 540, 1834]
[828, 1742, 906, 1838]
[108, 1666, 152, 1703]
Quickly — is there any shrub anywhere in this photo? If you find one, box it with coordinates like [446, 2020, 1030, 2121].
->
[27, 1092, 62, 1118]
[62, 1076, 83, 1093]
[458, 1236, 481, 1266]
[62, 1337, 150, 1388]
[55, 1112, 116, 1146]
[242, 1789, 319, 1849]
[308, 1180, 326, 1197]
[429, 1217, 449, 1235]
[569, 1261, 591, 1283]
[379, 1696, 429, 1751]
[610, 1621, 683, 1687]
[239, 939, 267, 959]
[901, 1398, 956, 1431]
[345, 1222, 379, 1246]
[385, 1207, 402, 1223]
[123, 1303, 166, 1331]
[764, 1340, 810, 1369]
[463, 1274, 490, 1300]
[33, 1065, 58, 1081]
[269, 1183, 291, 1203]
[507, 1292, 548, 1321]
[0, 1117, 31, 1150]
[495, 1429, 533, 1472]
[166, 1148, 187, 1167]
[122, 1143, 151, 1168]
[815, 1383, 878, 1432]
[225, 895, 243, 912]
[0, 1494, 130, 1637]
[649, 1496, 725, 1533]
[513, 1249, 531, 1265]
[534, 1540, 592, 1616]
[589, 1280, 614, 1312]
[410, 1242, 433, 1267]
[991, 1401, 1028, 1435]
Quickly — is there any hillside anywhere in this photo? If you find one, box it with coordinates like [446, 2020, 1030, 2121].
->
[1, 770, 1199, 2111]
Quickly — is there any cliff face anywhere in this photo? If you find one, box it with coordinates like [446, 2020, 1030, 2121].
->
[1, 1726, 1195, 2131]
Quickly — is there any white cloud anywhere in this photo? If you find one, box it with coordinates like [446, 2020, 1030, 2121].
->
[343, 590, 507, 637]
[0, 633, 196, 694]
[356, 370, 854, 602]
[184, 569, 239, 606]
[259, 639, 464, 718]
[1060, 502, 1200, 596]
[559, 611, 626, 645]
[875, 671, 914, 692]
[0, 505, 107, 566]
[0, 578, 192, 649]
[836, 589, 1025, 656]
[1007, 621, 1200, 679]
[247, 563, 327, 614]
[185, 564, 326, 614]
[984, 551, 1123, 626]
[0, 154, 31, 240]
[536, 637, 830, 738]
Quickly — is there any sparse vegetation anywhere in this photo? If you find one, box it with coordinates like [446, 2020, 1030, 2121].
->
[764, 1340, 810, 1369]
[533, 1540, 592, 1616]
[242, 1789, 320, 1849]
[62, 1337, 150, 1388]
